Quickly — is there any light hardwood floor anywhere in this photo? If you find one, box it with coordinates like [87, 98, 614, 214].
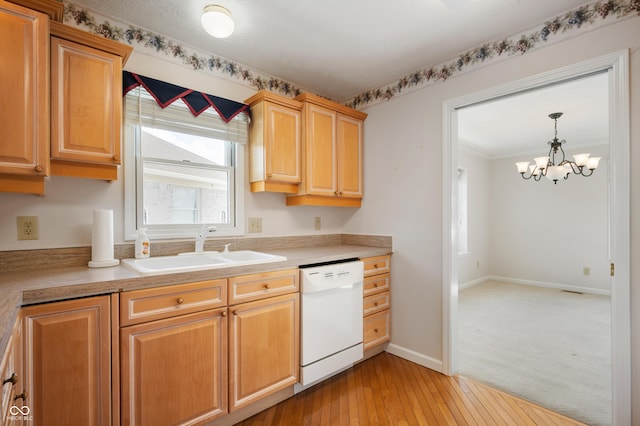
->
[236, 352, 585, 425]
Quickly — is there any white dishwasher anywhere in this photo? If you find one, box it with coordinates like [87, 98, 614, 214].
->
[296, 259, 364, 391]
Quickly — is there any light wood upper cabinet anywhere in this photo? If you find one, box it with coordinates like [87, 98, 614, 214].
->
[49, 21, 132, 181]
[245, 91, 303, 193]
[0, 0, 49, 195]
[337, 114, 364, 198]
[228, 292, 299, 412]
[22, 295, 111, 426]
[287, 92, 367, 207]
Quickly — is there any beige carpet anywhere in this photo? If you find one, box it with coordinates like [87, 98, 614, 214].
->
[458, 280, 611, 426]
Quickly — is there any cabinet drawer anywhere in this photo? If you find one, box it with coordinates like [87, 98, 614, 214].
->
[120, 279, 227, 326]
[363, 273, 390, 297]
[362, 255, 390, 277]
[228, 268, 298, 305]
[364, 291, 390, 317]
[363, 309, 391, 351]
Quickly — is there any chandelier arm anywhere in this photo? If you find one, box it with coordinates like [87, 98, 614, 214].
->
[580, 167, 596, 177]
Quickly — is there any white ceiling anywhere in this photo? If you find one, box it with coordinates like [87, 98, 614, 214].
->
[68, 0, 594, 102]
[458, 72, 609, 158]
[66, 0, 607, 156]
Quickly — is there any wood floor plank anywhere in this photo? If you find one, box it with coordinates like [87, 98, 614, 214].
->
[235, 353, 587, 426]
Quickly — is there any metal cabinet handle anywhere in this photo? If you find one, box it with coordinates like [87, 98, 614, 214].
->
[176, 297, 184, 304]
[3, 373, 17, 386]
[14, 390, 27, 402]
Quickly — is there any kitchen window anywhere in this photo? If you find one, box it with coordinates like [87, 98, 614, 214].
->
[123, 85, 248, 240]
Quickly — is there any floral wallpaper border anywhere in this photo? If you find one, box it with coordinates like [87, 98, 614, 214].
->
[62, 1, 639, 109]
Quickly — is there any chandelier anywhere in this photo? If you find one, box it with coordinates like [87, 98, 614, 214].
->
[515, 112, 601, 184]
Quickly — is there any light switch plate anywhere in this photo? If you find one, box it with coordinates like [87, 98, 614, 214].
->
[248, 217, 262, 233]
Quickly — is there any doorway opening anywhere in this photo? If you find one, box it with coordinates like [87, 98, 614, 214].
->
[442, 51, 630, 425]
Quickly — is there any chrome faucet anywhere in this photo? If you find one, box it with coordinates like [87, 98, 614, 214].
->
[195, 224, 217, 253]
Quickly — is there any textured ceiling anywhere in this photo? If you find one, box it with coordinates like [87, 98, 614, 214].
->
[66, 0, 608, 156]
[66, 0, 594, 102]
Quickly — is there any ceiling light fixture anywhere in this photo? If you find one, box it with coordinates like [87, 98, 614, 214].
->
[515, 112, 601, 184]
[201, 4, 234, 38]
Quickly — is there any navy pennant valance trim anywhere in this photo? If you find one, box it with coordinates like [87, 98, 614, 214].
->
[123, 71, 249, 122]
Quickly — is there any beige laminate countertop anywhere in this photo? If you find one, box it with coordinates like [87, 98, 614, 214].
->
[0, 244, 391, 358]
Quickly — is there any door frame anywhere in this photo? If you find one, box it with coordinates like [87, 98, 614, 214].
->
[441, 50, 630, 424]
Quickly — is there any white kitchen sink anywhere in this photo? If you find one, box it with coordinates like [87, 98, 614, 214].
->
[121, 250, 287, 276]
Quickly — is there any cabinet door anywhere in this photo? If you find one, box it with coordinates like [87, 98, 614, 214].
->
[305, 104, 337, 196]
[2, 316, 23, 426]
[0, 1, 49, 194]
[120, 309, 227, 425]
[229, 293, 299, 412]
[50, 36, 122, 169]
[337, 114, 363, 198]
[265, 102, 301, 184]
[22, 295, 111, 426]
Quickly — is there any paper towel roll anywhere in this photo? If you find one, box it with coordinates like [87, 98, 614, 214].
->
[88, 209, 120, 268]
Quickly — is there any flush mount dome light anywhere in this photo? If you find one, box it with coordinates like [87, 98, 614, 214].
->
[201, 4, 234, 38]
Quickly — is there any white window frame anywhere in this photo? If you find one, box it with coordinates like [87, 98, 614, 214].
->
[123, 88, 246, 241]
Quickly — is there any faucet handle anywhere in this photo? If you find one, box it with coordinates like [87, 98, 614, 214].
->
[223, 243, 231, 253]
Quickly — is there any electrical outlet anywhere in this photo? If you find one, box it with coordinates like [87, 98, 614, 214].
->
[314, 216, 321, 230]
[248, 217, 262, 233]
[17, 216, 39, 240]
[583, 267, 591, 276]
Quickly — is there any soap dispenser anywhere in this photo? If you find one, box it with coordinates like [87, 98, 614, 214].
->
[135, 228, 150, 259]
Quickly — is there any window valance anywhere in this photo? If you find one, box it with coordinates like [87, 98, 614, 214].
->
[123, 71, 248, 123]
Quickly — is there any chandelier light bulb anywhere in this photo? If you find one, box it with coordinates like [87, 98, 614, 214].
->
[201, 5, 235, 38]
[573, 153, 591, 167]
[587, 157, 601, 170]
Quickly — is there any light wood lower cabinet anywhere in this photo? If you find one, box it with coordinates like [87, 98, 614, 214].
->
[119, 279, 227, 425]
[22, 295, 111, 425]
[120, 309, 228, 425]
[228, 292, 299, 412]
[228, 269, 299, 413]
[361, 255, 391, 351]
[2, 315, 24, 426]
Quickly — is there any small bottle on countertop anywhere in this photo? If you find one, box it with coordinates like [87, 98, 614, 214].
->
[135, 228, 150, 259]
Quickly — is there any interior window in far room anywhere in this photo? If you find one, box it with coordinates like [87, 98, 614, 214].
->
[458, 167, 468, 254]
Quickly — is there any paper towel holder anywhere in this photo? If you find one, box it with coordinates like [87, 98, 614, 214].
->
[88, 209, 120, 268]
[89, 258, 120, 268]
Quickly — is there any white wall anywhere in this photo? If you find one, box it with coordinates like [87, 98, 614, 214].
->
[490, 145, 609, 293]
[344, 16, 640, 419]
[0, 52, 348, 251]
[457, 149, 491, 286]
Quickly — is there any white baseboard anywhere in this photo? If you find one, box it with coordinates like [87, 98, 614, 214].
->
[487, 275, 611, 296]
[386, 343, 443, 373]
[458, 276, 490, 290]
